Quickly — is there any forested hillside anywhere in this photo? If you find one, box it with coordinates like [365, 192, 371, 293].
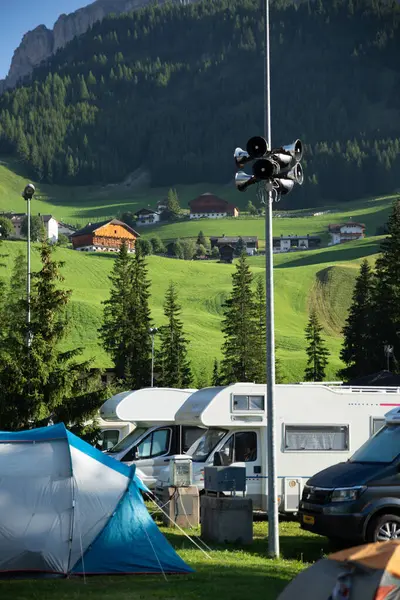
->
[0, 0, 400, 207]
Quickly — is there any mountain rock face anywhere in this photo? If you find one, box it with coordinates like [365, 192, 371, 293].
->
[0, 0, 158, 93]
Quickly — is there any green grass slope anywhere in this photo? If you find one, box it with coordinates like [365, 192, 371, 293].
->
[0, 236, 381, 383]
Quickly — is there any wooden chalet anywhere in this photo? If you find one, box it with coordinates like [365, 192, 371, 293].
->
[71, 219, 139, 252]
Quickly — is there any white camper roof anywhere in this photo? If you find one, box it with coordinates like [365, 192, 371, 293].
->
[175, 382, 400, 428]
[175, 383, 268, 427]
[100, 387, 197, 425]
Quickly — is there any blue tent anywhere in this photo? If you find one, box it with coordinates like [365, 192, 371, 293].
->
[0, 423, 192, 577]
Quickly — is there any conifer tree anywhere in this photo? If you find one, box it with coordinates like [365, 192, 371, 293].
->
[220, 253, 257, 383]
[166, 188, 181, 217]
[156, 282, 193, 388]
[212, 358, 223, 386]
[253, 277, 267, 383]
[197, 230, 206, 246]
[304, 309, 330, 381]
[124, 247, 152, 389]
[100, 242, 133, 380]
[0, 242, 106, 434]
[339, 259, 375, 381]
[369, 200, 400, 372]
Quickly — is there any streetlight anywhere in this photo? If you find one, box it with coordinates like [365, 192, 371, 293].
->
[21, 183, 35, 347]
[149, 327, 158, 387]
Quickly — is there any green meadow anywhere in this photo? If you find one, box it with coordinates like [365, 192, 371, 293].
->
[0, 157, 395, 381]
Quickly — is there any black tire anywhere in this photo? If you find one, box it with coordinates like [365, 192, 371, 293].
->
[367, 513, 400, 543]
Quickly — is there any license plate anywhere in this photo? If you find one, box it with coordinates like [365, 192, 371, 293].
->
[303, 514, 315, 525]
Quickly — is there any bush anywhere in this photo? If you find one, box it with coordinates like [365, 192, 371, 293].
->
[0, 217, 14, 239]
[211, 246, 220, 259]
[57, 233, 70, 246]
[181, 239, 196, 260]
[150, 236, 166, 254]
[136, 238, 153, 255]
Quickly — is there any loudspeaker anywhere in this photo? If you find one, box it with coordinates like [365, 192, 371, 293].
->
[235, 171, 256, 192]
[252, 158, 277, 180]
[282, 139, 303, 162]
[246, 136, 268, 159]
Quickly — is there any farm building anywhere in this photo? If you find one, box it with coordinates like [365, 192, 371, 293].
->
[134, 208, 161, 226]
[0, 212, 59, 242]
[219, 244, 235, 263]
[71, 219, 139, 252]
[273, 234, 321, 252]
[328, 222, 365, 245]
[189, 193, 239, 219]
[210, 235, 258, 255]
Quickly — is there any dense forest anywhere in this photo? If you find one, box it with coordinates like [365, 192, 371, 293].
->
[0, 0, 400, 206]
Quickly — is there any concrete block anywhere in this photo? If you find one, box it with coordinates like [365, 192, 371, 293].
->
[161, 486, 200, 528]
[201, 495, 253, 544]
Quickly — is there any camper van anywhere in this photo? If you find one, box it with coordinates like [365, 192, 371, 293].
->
[97, 417, 135, 451]
[101, 387, 204, 489]
[155, 382, 399, 513]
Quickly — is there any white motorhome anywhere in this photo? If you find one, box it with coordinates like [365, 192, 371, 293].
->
[155, 382, 400, 513]
[101, 387, 204, 489]
[97, 417, 135, 451]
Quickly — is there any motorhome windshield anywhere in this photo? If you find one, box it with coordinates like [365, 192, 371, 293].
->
[350, 424, 400, 464]
[191, 429, 227, 463]
[107, 427, 147, 453]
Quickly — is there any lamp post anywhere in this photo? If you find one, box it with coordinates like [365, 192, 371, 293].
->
[263, 0, 280, 560]
[149, 327, 158, 387]
[22, 183, 36, 347]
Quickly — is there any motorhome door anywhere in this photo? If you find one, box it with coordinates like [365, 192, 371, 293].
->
[215, 429, 262, 508]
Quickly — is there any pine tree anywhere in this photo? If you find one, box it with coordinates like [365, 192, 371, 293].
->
[339, 259, 375, 381]
[304, 309, 330, 381]
[212, 358, 223, 386]
[100, 242, 134, 379]
[166, 188, 181, 217]
[369, 200, 400, 372]
[253, 277, 266, 383]
[156, 282, 193, 387]
[124, 247, 153, 389]
[220, 253, 258, 383]
[197, 230, 206, 246]
[0, 242, 106, 434]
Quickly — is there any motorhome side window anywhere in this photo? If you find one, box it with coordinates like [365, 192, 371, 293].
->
[284, 425, 349, 451]
[220, 431, 257, 463]
[232, 394, 264, 411]
[124, 428, 171, 461]
[99, 429, 120, 451]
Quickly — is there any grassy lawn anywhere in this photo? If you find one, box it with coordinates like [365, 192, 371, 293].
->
[0, 236, 382, 382]
[0, 520, 331, 600]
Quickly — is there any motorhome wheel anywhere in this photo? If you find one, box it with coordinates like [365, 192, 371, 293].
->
[367, 514, 400, 542]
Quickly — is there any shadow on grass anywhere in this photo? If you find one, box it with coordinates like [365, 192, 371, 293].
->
[0, 562, 293, 600]
[276, 240, 380, 269]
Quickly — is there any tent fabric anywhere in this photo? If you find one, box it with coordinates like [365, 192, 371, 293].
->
[0, 423, 192, 577]
[277, 542, 400, 600]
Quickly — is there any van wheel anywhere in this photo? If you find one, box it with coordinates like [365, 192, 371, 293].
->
[368, 514, 400, 542]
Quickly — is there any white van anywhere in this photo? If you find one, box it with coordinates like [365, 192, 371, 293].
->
[101, 387, 204, 489]
[155, 382, 399, 512]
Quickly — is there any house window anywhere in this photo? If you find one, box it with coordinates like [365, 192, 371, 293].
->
[284, 425, 349, 451]
[232, 394, 264, 412]
[114, 229, 117, 234]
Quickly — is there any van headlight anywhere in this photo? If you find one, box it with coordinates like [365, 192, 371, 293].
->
[331, 486, 366, 502]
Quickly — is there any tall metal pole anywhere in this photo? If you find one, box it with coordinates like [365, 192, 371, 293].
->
[27, 196, 31, 347]
[151, 334, 155, 387]
[264, 0, 280, 558]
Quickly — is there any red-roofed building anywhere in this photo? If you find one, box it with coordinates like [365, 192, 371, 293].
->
[188, 193, 239, 220]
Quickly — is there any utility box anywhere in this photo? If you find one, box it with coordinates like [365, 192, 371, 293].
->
[201, 495, 253, 545]
[160, 486, 200, 528]
[204, 466, 246, 494]
[169, 456, 192, 487]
